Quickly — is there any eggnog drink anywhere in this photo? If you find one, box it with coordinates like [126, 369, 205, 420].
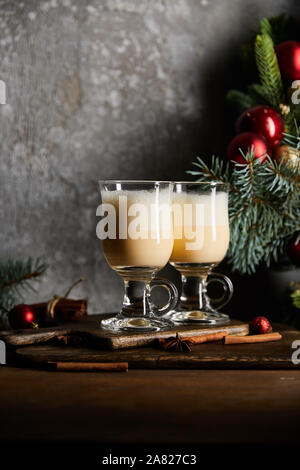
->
[170, 191, 229, 264]
[101, 189, 174, 270]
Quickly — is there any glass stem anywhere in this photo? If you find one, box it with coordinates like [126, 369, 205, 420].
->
[179, 268, 214, 313]
[121, 279, 150, 317]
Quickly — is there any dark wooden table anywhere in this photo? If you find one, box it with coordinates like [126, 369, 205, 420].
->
[1, 320, 300, 463]
[1, 368, 300, 444]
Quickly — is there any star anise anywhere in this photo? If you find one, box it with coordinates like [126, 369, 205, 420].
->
[156, 332, 192, 352]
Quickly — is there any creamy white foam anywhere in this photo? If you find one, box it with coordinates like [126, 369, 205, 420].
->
[101, 188, 173, 236]
[101, 188, 172, 205]
[172, 191, 229, 226]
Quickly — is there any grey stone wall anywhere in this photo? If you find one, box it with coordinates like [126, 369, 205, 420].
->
[0, 0, 298, 313]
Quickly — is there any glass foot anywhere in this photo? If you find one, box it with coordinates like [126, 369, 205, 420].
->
[101, 315, 174, 332]
[165, 310, 230, 325]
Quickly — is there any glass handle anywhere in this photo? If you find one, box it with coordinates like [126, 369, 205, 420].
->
[206, 272, 233, 310]
[147, 278, 178, 316]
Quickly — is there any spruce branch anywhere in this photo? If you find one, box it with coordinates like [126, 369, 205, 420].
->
[226, 90, 256, 112]
[0, 258, 46, 292]
[282, 128, 300, 152]
[254, 33, 284, 109]
[226, 15, 291, 117]
[0, 258, 47, 316]
[203, 15, 300, 274]
[260, 18, 273, 37]
[187, 155, 238, 194]
[247, 83, 269, 104]
[187, 151, 300, 274]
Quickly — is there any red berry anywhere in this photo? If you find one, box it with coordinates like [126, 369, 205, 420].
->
[276, 40, 300, 81]
[250, 316, 272, 335]
[9, 304, 36, 329]
[227, 132, 270, 164]
[236, 106, 283, 149]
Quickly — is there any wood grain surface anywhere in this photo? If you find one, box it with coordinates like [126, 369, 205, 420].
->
[8, 323, 300, 370]
[1, 367, 300, 446]
[0, 314, 249, 350]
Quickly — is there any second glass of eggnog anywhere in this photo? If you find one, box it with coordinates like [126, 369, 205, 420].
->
[169, 181, 233, 325]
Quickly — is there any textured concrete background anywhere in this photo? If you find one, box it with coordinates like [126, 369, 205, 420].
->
[0, 0, 299, 313]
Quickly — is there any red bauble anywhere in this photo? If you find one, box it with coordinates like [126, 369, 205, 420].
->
[275, 41, 300, 81]
[287, 232, 300, 267]
[236, 106, 283, 149]
[227, 132, 270, 164]
[8, 304, 37, 329]
[250, 316, 272, 335]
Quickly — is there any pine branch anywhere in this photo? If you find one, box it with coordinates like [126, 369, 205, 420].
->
[261, 160, 299, 193]
[187, 151, 300, 275]
[200, 15, 300, 274]
[260, 18, 273, 37]
[247, 83, 269, 104]
[226, 16, 289, 115]
[0, 258, 46, 291]
[187, 155, 229, 181]
[226, 90, 256, 112]
[282, 128, 300, 151]
[187, 155, 239, 195]
[0, 259, 45, 290]
[255, 33, 284, 109]
[0, 258, 47, 315]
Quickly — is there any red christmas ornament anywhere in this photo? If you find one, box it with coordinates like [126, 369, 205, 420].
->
[250, 316, 272, 335]
[287, 232, 300, 267]
[276, 41, 300, 81]
[236, 106, 283, 149]
[227, 132, 270, 164]
[8, 304, 38, 329]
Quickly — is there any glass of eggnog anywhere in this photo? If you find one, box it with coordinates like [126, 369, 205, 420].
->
[169, 181, 233, 325]
[97, 180, 177, 332]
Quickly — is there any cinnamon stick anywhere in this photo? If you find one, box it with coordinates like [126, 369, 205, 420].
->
[29, 299, 87, 322]
[224, 332, 282, 344]
[49, 361, 128, 372]
[183, 331, 228, 344]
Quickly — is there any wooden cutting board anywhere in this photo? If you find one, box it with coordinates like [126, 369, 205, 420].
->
[1, 315, 299, 370]
[8, 323, 300, 370]
[0, 314, 249, 350]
